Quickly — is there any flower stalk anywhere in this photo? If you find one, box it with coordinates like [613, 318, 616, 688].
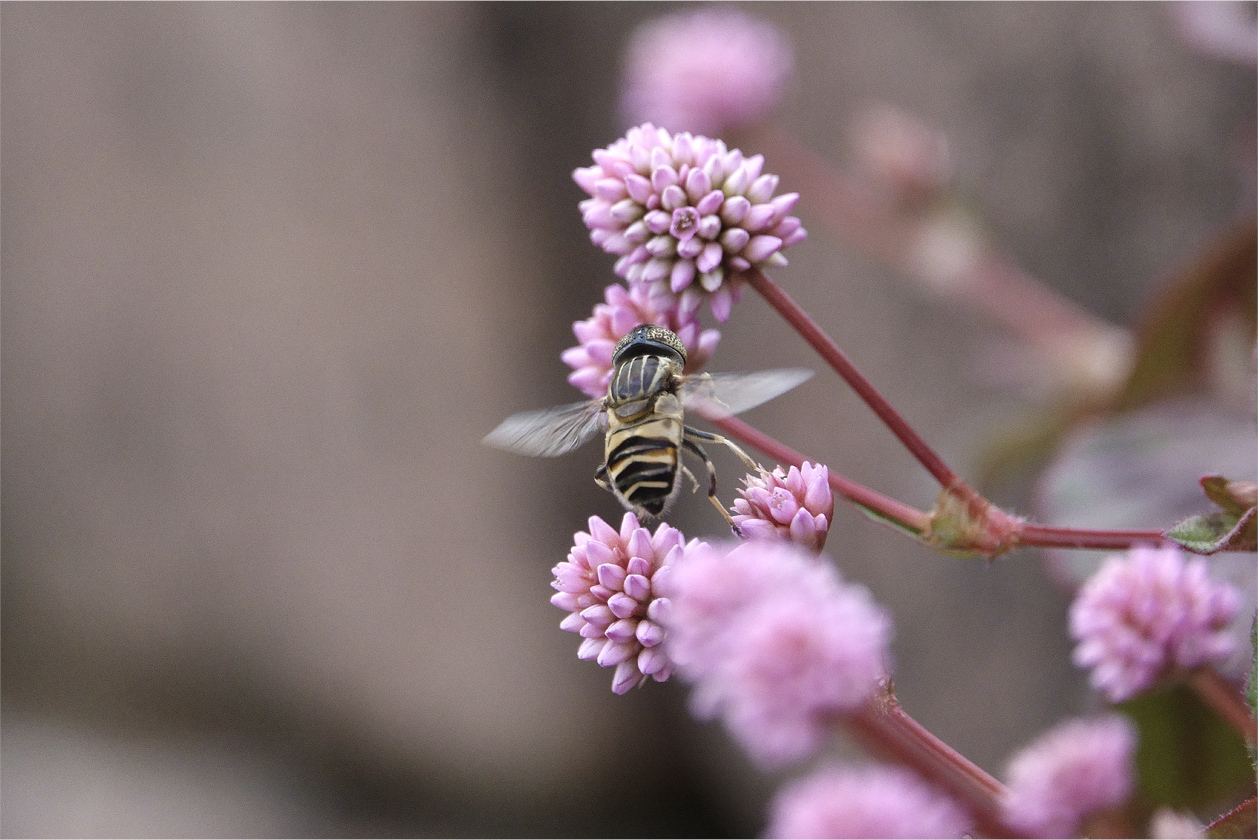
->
[694, 409, 932, 536]
[844, 682, 1022, 838]
[744, 266, 960, 488]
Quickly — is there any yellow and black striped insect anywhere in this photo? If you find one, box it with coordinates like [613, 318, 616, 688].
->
[483, 325, 812, 530]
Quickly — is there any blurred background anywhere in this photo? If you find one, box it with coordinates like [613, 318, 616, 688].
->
[3, 3, 1254, 836]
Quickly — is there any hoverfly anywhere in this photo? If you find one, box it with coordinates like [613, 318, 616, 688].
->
[483, 325, 812, 530]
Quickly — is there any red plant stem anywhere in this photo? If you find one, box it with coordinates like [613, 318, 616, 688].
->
[701, 393, 1181, 554]
[701, 410, 932, 534]
[1189, 666, 1257, 744]
[744, 267, 960, 489]
[845, 688, 1023, 838]
[1016, 522, 1167, 551]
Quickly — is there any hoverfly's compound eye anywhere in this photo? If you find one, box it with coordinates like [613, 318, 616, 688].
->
[612, 324, 688, 366]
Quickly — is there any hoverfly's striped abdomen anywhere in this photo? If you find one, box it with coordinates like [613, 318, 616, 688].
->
[603, 352, 685, 517]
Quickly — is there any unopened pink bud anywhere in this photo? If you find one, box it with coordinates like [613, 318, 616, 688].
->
[732, 462, 834, 552]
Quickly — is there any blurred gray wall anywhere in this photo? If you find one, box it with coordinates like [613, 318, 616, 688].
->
[3, 3, 1253, 836]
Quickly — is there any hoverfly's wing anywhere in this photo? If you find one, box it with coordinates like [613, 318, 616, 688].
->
[680, 368, 814, 418]
[482, 399, 606, 458]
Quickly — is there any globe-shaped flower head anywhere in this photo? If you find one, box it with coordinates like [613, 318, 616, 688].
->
[1069, 544, 1242, 702]
[1001, 715, 1137, 838]
[551, 512, 688, 694]
[766, 764, 973, 839]
[574, 123, 807, 323]
[662, 540, 891, 767]
[732, 461, 834, 552]
[620, 7, 795, 136]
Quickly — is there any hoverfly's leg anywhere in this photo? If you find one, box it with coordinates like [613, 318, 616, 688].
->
[683, 426, 759, 471]
[680, 464, 702, 494]
[594, 463, 613, 493]
[681, 436, 743, 536]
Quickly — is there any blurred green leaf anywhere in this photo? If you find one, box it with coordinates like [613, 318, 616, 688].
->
[1119, 684, 1254, 811]
[1036, 401, 1257, 609]
[853, 501, 929, 544]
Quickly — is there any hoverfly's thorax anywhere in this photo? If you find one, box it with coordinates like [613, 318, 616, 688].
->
[607, 353, 681, 409]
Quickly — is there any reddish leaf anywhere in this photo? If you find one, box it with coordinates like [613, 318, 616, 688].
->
[1117, 220, 1257, 411]
[1202, 476, 1258, 516]
[1206, 797, 1257, 839]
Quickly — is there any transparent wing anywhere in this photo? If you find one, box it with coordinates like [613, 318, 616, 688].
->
[680, 368, 814, 417]
[482, 399, 606, 458]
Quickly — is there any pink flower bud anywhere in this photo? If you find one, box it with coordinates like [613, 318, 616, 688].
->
[732, 462, 835, 552]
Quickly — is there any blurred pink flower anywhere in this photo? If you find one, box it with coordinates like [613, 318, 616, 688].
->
[561, 282, 720, 399]
[574, 123, 806, 322]
[1170, 1, 1258, 67]
[765, 764, 972, 839]
[662, 540, 891, 767]
[732, 461, 834, 551]
[620, 7, 794, 136]
[1001, 715, 1137, 838]
[551, 513, 689, 693]
[1069, 544, 1241, 702]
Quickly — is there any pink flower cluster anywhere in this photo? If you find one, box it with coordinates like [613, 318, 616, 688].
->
[1001, 715, 1137, 838]
[732, 461, 834, 551]
[561, 283, 721, 399]
[620, 7, 795, 137]
[1069, 545, 1241, 702]
[551, 513, 687, 694]
[662, 540, 891, 768]
[765, 764, 972, 839]
[1171, 0, 1258, 67]
[574, 123, 806, 323]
